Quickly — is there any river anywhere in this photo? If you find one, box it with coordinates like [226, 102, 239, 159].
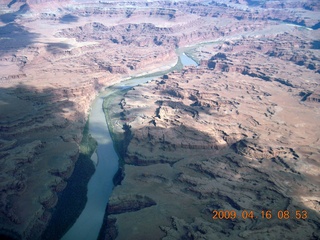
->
[61, 21, 313, 240]
[61, 53, 197, 240]
[60, 20, 306, 239]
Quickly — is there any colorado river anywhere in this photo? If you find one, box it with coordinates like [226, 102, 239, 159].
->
[61, 93, 119, 240]
[62, 53, 197, 240]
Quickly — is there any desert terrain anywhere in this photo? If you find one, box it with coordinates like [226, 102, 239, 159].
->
[0, 0, 319, 239]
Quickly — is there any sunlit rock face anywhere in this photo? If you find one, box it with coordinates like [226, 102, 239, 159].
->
[98, 1, 320, 238]
[104, 57, 320, 239]
[0, 0, 319, 239]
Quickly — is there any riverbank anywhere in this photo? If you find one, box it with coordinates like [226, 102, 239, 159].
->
[100, 52, 194, 178]
[97, 53, 198, 239]
[58, 54, 180, 240]
[41, 120, 97, 240]
[101, 50, 199, 160]
[61, 91, 121, 240]
[97, 39, 320, 239]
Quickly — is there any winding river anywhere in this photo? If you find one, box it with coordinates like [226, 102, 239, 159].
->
[62, 53, 197, 240]
[60, 21, 313, 240]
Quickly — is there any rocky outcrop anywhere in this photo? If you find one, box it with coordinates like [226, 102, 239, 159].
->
[0, 84, 89, 239]
[107, 194, 156, 215]
[98, 217, 118, 240]
[56, 22, 176, 46]
[27, 0, 70, 5]
[306, 91, 320, 102]
[102, 27, 320, 239]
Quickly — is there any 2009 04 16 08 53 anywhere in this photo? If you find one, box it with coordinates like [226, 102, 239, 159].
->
[212, 210, 308, 220]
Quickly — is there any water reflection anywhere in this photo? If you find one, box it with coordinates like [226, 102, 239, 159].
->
[180, 53, 198, 66]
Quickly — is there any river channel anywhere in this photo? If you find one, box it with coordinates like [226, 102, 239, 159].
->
[60, 21, 313, 239]
[61, 53, 197, 240]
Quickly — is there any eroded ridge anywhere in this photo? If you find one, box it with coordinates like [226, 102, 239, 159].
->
[103, 45, 320, 239]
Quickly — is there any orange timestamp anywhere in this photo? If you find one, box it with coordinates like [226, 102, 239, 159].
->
[212, 210, 308, 220]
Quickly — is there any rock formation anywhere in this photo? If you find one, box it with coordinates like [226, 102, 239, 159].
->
[102, 22, 320, 240]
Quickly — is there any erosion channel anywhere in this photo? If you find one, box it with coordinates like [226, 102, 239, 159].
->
[62, 52, 198, 240]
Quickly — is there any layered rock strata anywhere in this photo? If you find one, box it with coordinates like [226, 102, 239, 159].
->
[102, 38, 320, 239]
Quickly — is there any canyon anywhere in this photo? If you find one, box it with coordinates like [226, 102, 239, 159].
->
[0, 0, 319, 239]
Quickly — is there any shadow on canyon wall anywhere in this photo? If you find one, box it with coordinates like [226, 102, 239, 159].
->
[311, 40, 320, 49]
[0, 83, 95, 240]
[98, 101, 320, 239]
[0, 4, 38, 57]
[59, 14, 79, 24]
[7, 0, 18, 8]
[106, 134, 320, 238]
[0, 4, 29, 24]
[0, 23, 39, 57]
[46, 42, 73, 54]
[41, 151, 95, 240]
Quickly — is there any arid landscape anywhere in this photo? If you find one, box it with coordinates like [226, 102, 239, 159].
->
[0, 0, 319, 239]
